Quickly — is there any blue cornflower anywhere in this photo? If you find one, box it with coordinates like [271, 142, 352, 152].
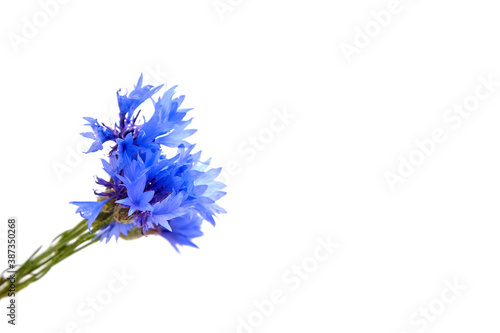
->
[71, 74, 226, 251]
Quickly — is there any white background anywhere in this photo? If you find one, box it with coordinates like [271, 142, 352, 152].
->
[1, 0, 500, 332]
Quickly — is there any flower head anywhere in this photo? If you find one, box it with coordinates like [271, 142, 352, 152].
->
[71, 75, 226, 250]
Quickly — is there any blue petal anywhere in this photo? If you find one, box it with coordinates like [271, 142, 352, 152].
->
[96, 221, 135, 243]
[82, 117, 114, 153]
[159, 212, 204, 252]
[116, 74, 163, 120]
[70, 198, 110, 231]
[148, 193, 187, 230]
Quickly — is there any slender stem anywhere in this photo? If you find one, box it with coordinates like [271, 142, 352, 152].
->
[0, 212, 113, 299]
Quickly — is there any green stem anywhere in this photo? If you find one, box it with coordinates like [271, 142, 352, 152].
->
[0, 212, 114, 299]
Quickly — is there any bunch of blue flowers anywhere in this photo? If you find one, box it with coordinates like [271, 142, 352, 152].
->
[72, 74, 226, 249]
[0, 75, 226, 298]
